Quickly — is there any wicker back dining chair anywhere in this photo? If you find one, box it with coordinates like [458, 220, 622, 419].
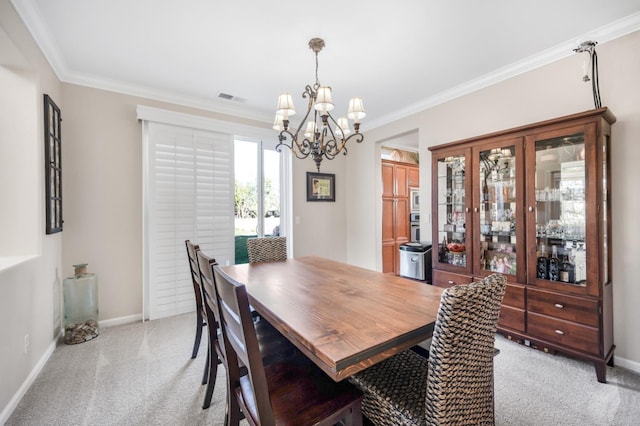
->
[212, 264, 363, 426]
[246, 237, 287, 263]
[349, 273, 506, 426]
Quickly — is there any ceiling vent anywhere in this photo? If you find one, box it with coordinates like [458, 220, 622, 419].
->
[218, 92, 245, 102]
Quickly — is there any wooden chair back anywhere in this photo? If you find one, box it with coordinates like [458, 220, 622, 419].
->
[196, 250, 218, 332]
[195, 250, 221, 409]
[213, 264, 363, 425]
[212, 264, 276, 424]
[184, 240, 206, 359]
[246, 237, 287, 263]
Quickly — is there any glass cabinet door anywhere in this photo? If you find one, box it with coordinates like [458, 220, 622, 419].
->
[475, 141, 523, 279]
[435, 151, 470, 271]
[531, 131, 588, 288]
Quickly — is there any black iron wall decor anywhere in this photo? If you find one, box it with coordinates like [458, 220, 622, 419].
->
[44, 94, 63, 234]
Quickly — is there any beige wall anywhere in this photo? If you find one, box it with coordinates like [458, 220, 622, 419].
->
[345, 30, 640, 371]
[60, 84, 348, 322]
[0, 0, 63, 420]
[60, 84, 281, 321]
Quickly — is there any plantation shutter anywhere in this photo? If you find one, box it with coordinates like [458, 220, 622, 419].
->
[145, 121, 234, 320]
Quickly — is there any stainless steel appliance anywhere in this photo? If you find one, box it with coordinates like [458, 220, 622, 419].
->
[410, 212, 420, 243]
[399, 242, 432, 282]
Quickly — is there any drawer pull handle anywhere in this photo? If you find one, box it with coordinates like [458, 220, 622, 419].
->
[448, 280, 455, 285]
[554, 329, 564, 335]
[554, 303, 564, 309]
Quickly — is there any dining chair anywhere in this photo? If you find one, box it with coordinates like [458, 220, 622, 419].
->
[184, 240, 208, 384]
[196, 251, 295, 410]
[246, 236, 287, 263]
[212, 264, 364, 426]
[349, 273, 506, 426]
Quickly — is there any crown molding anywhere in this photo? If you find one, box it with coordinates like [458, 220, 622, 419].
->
[366, 11, 640, 131]
[65, 70, 274, 123]
[12, 0, 640, 130]
[9, 0, 273, 123]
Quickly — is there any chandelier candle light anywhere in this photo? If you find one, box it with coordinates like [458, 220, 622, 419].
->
[274, 38, 365, 171]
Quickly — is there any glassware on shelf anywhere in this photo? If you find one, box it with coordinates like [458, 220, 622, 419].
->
[546, 220, 564, 238]
[436, 152, 467, 269]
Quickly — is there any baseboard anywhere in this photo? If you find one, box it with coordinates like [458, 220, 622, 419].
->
[0, 340, 56, 425]
[99, 313, 143, 328]
[614, 355, 640, 375]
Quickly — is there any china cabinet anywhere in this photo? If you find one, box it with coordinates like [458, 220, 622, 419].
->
[429, 108, 615, 382]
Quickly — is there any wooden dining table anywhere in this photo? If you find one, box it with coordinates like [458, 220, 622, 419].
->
[220, 256, 444, 381]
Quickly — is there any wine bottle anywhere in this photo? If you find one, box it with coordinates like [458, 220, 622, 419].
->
[536, 245, 549, 280]
[574, 242, 587, 283]
[560, 254, 576, 283]
[548, 245, 560, 281]
[439, 236, 448, 263]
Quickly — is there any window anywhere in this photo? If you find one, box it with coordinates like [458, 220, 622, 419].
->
[137, 106, 290, 319]
[234, 139, 283, 263]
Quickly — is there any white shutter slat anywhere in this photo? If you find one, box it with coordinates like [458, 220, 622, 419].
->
[146, 122, 234, 320]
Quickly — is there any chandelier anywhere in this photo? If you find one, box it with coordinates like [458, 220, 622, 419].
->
[274, 38, 365, 171]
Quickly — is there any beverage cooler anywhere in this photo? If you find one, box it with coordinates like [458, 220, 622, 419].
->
[399, 243, 432, 283]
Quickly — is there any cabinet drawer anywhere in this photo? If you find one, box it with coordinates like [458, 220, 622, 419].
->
[498, 305, 525, 332]
[432, 270, 473, 288]
[527, 312, 599, 355]
[528, 288, 598, 327]
[503, 283, 525, 309]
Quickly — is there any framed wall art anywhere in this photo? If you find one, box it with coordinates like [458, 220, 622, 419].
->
[306, 172, 335, 202]
[44, 94, 63, 234]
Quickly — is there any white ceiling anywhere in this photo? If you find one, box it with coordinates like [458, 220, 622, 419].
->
[11, 0, 640, 134]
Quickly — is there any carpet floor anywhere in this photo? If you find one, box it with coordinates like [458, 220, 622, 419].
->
[6, 312, 640, 425]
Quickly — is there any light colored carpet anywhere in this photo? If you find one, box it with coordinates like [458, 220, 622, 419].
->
[7, 313, 236, 426]
[6, 312, 640, 425]
[494, 335, 640, 425]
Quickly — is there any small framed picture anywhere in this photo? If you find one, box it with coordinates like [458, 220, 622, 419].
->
[410, 188, 420, 211]
[307, 172, 335, 202]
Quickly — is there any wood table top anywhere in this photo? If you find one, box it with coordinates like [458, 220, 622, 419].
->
[221, 256, 444, 381]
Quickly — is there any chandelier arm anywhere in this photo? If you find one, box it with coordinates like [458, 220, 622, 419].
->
[294, 87, 316, 137]
[276, 130, 312, 159]
[323, 113, 344, 155]
[321, 117, 340, 158]
[340, 132, 364, 152]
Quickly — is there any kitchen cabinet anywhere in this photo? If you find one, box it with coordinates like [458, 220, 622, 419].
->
[408, 166, 420, 188]
[382, 160, 417, 274]
[428, 108, 615, 382]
